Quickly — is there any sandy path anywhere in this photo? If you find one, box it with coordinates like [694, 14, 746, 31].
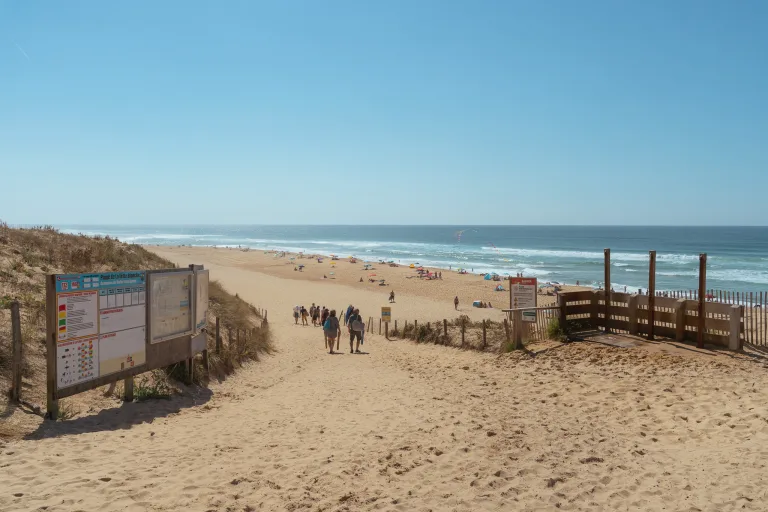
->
[2, 256, 768, 511]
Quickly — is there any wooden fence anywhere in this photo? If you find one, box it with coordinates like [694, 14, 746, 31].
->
[656, 290, 767, 347]
[560, 290, 743, 349]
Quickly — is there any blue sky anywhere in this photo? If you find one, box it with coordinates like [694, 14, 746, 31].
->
[2, 1, 766, 225]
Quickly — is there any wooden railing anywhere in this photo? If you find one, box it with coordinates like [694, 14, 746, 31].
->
[559, 290, 743, 350]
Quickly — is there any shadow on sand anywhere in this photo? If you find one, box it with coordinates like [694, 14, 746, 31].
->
[23, 387, 213, 441]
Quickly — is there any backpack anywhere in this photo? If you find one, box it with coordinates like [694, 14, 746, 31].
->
[323, 318, 332, 331]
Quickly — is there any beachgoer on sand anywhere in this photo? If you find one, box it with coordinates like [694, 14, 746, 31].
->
[323, 310, 341, 354]
[293, 305, 300, 324]
[389, 291, 395, 303]
[321, 307, 330, 346]
[311, 304, 319, 326]
[345, 304, 354, 325]
[454, 296, 459, 310]
[348, 308, 364, 353]
[301, 306, 309, 326]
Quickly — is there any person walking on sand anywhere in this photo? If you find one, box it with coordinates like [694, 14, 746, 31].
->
[348, 308, 364, 353]
[345, 304, 354, 326]
[293, 305, 300, 325]
[301, 306, 309, 326]
[324, 309, 341, 354]
[320, 306, 330, 346]
[454, 296, 459, 310]
[312, 304, 320, 326]
[389, 291, 395, 303]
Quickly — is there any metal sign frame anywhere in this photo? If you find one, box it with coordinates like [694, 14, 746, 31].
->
[147, 268, 194, 344]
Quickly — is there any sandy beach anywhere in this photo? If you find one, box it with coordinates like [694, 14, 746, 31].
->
[2, 245, 768, 511]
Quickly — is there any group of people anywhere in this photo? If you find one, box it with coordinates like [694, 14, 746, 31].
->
[293, 303, 330, 327]
[320, 304, 366, 354]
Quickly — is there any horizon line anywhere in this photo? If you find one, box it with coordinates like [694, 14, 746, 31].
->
[9, 223, 768, 229]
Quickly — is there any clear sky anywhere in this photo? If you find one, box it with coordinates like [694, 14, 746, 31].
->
[2, 1, 766, 225]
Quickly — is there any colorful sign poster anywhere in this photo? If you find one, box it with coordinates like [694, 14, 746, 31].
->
[195, 270, 209, 331]
[150, 271, 193, 343]
[54, 271, 147, 389]
[57, 291, 98, 341]
[510, 277, 538, 322]
[57, 336, 99, 389]
[381, 306, 392, 323]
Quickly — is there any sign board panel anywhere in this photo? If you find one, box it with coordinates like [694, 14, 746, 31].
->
[510, 277, 538, 322]
[57, 336, 98, 389]
[150, 271, 193, 343]
[381, 306, 391, 323]
[195, 270, 209, 331]
[53, 271, 147, 389]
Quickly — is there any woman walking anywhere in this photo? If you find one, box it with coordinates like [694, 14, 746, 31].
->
[323, 309, 341, 354]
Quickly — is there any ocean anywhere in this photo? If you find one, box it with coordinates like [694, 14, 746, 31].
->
[57, 225, 768, 293]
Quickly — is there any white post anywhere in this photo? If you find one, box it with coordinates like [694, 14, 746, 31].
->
[728, 304, 741, 351]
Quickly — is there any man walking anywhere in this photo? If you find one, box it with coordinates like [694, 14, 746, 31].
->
[348, 308, 364, 353]
[454, 296, 459, 310]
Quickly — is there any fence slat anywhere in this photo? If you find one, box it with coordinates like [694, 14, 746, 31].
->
[10, 301, 23, 403]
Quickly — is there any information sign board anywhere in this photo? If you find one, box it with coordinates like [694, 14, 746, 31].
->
[510, 277, 538, 322]
[150, 271, 193, 343]
[381, 306, 391, 323]
[195, 270, 209, 331]
[53, 271, 147, 388]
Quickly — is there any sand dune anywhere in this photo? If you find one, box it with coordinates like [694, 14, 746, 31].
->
[1, 247, 767, 511]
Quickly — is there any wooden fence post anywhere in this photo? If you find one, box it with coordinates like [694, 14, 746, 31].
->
[628, 294, 639, 335]
[385, 322, 388, 340]
[675, 299, 686, 341]
[698, 254, 707, 349]
[729, 304, 741, 350]
[503, 318, 511, 351]
[10, 301, 22, 403]
[604, 248, 611, 333]
[202, 349, 210, 371]
[648, 250, 657, 340]
[45, 275, 58, 420]
[215, 317, 221, 354]
[461, 318, 465, 347]
[482, 320, 487, 350]
[394, 320, 397, 336]
[124, 377, 134, 402]
[558, 294, 567, 334]
[443, 319, 448, 343]
[513, 309, 523, 349]
[379, 318, 382, 335]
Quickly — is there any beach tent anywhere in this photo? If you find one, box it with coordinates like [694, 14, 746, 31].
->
[409, 264, 415, 268]
[484, 273, 492, 280]
[472, 300, 482, 308]
[495, 284, 504, 291]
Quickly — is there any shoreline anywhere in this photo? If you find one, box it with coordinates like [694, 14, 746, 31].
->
[144, 244, 593, 311]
